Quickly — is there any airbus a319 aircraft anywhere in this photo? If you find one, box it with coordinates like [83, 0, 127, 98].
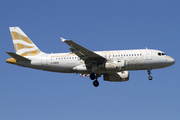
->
[6, 27, 175, 87]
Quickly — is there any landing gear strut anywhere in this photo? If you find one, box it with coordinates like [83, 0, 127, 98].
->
[90, 73, 100, 87]
[148, 69, 153, 80]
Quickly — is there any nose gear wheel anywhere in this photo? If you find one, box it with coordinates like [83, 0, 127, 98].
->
[147, 69, 153, 80]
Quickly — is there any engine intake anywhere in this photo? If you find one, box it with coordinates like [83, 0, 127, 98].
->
[98, 60, 126, 71]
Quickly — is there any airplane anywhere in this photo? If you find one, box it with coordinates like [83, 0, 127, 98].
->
[6, 27, 175, 87]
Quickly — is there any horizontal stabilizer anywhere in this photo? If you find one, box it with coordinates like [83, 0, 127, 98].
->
[6, 52, 30, 61]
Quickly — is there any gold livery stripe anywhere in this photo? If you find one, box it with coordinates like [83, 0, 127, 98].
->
[11, 31, 33, 44]
[14, 43, 34, 52]
[10, 31, 41, 56]
[164, 56, 174, 60]
[20, 49, 41, 56]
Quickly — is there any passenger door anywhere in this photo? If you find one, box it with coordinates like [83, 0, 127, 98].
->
[146, 49, 152, 60]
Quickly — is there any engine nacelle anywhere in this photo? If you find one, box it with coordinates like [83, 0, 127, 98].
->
[103, 71, 129, 82]
[99, 60, 126, 71]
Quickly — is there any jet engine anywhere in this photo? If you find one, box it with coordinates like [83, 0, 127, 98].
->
[103, 71, 129, 82]
[98, 60, 126, 71]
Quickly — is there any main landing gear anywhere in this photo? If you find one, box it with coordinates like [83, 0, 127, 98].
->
[148, 69, 153, 80]
[90, 73, 100, 87]
[93, 80, 99, 87]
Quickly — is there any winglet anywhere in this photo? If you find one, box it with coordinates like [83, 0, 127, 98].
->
[60, 37, 66, 43]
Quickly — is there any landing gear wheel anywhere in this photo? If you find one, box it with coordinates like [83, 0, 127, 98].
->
[90, 73, 96, 80]
[93, 80, 99, 87]
[147, 69, 153, 80]
[148, 76, 153, 80]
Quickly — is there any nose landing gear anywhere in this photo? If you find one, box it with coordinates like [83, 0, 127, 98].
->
[148, 69, 153, 80]
[148, 75, 153, 80]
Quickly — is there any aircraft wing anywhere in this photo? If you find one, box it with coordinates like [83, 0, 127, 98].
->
[61, 38, 106, 64]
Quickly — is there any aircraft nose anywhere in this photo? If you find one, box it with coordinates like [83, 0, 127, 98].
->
[171, 57, 175, 65]
[167, 56, 175, 65]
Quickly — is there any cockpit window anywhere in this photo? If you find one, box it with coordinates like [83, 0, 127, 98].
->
[158, 53, 162, 56]
[162, 53, 166, 55]
[158, 52, 167, 56]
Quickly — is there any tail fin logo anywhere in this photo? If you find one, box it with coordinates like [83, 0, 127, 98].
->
[10, 27, 41, 56]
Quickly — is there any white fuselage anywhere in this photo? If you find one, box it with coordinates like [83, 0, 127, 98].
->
[18, 49, 174, 74]
[7, 27, 175, 87]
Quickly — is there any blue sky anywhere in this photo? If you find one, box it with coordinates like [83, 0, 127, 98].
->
[1, 0, 179, 120]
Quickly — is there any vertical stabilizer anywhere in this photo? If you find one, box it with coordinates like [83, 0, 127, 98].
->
[9, 27, 43, 56]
